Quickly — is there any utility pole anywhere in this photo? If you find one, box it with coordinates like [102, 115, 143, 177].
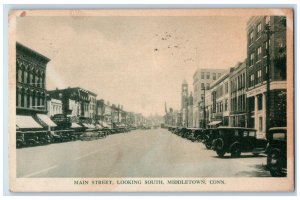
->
[265, 23, 273, 135]
[203, 87, 206, 129]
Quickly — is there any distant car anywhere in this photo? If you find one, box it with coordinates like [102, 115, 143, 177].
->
[266, 127, 287, 177]
[212, 127, 267, 157]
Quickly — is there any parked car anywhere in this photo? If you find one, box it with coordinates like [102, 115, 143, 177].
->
[202, 128, 219, 149]
[16, 131, 25, 148]
[212, 127, 267, 157]
[188, 128, 205, 142]
[266, 127, 287, 177]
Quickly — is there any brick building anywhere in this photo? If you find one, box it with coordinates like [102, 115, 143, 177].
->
[246, 16, 287, 138]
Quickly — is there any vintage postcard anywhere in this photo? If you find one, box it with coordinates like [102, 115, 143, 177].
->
[8, 8, 294, 192]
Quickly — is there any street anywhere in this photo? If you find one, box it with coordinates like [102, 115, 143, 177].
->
[17, 128, 271, 178]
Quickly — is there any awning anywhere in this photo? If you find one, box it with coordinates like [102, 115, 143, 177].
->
[102, 122, 110, 128]
[208, 121, 222, 126]
[37, 114, 57, 127]
[95, 124, 103, 129]
[16, 115, 43, 129]
[82, 123, 89, 128]
[71, 123, 82, 128]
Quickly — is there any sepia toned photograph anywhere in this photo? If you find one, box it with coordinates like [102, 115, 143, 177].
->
[8, 8, 294, 192]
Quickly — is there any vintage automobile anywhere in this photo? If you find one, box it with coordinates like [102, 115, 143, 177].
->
[16, 131, 25, 148]
[36, 131, 52, 145]
[212, 127, 267, 157]
[188, 128, 205, 142]
[266, 127, 287, 177]
[21, 131, 48, 146]
[202, 128, 219, 149]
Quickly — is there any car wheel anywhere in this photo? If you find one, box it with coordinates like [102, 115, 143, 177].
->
[205, 142, 212, 149]
[230, 144, 241, 158]
[267, 148, 285, 177]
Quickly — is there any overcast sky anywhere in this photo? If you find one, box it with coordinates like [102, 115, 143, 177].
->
[16, 16, 249, 116]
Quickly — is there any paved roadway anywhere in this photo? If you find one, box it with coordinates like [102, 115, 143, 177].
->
[17, 128, 271, 178]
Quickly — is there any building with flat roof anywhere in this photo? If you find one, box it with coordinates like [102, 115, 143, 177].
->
[193, 68, 227, 127]
[246, 16, 286, 138]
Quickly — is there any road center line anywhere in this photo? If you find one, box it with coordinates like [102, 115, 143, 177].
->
[22, 165, 58, 178]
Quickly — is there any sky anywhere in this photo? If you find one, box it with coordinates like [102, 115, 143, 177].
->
[16, 15, 249, 116]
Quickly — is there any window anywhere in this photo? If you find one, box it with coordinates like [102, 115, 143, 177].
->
[18, 69, 22, 82]
[257, 69, 262, 83]
[259, 117, 263, 131]
[258, 94, 263, 110]
[201, 83, 205, 90]
[206, 83, 210, 90]
[213, 73, 216, 80]
[250, 53, 255, 66]
[24, 71, 28, 84]
[250, 30, 254, 44]
[225, 82, 228, 94]
[250, 74, 255, 87]
[201, 72, 205, 79]
[257, 23, 262, 37]
[225, 99, 228, 111]
[257, 46, 262, 60]
[206, 72, 210, 79]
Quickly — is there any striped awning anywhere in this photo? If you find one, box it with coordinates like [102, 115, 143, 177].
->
[37, 114, 57, 127]
[16, 115, 43, 129]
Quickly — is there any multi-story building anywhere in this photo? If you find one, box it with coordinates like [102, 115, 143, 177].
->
[48, 87, 93, 122]
[193, 68, 227, 127]
[16, 42, 50, 115]
[87, 90, 97, 121]
[209, 70, 231, 127]
[47, 98, 63, 117]
[181, 79, 189, 127]
[188, 92, 193, 127]
[246, 16, 286, 138]
[229, 60, 247, 127]
[16, 42, 56, 131]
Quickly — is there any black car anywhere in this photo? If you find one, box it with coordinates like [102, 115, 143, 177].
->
[266, 127, 287, 177]
[202, 128, 219, 149]
[212, 127, 267, 157]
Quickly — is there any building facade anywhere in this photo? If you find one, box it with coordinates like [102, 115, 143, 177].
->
[210, 71, 231, 127]
[246, 16, 287, 138]
[229, 60, 247, 127]
[47, 98, 63, 117]
[181, 79, 189, 127]
[193, 68, 227, 128]
[87, 90, 97, 121]
[16, 42, 50, 115]
[48, 87, 94, 122]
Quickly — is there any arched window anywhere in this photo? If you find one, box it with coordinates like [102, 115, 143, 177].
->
[24, 92, 27, 108]
[36, 76, 40, 87]
[29, 93, 32, 108]
[32, 92, 35, 108]
[32, 73, 36, 87]
[16, 88, 19, 106]
[24, 71, 27, 84]
[27, 93, 30, 108]
[21, 90, 25, 107]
